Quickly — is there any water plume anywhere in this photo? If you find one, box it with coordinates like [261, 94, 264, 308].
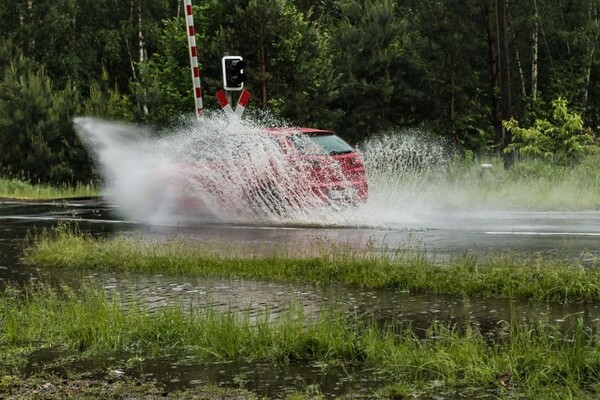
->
[74, 116, 593, 229]
[75, 114, 372, 226]
[359, 129, 453, 226]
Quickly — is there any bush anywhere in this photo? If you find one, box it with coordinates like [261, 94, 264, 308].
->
[0, 55, 93, 183]
[503, 97, 597, 166]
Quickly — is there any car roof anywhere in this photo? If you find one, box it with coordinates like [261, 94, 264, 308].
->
[265, 127, 335, 136]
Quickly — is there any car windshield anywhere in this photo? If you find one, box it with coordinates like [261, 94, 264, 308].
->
[291, 134, 354, 156]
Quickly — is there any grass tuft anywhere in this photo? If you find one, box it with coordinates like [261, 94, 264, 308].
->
[2, 283, 600, 398]
[23, 225, 600, 303]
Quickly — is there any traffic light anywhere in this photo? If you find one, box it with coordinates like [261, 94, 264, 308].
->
[222, 56, 246, 91]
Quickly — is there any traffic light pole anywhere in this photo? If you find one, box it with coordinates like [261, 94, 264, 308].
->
[219, 55, 250, 118]
[226, 90, 233, 110]
[182, 2, 250, 122]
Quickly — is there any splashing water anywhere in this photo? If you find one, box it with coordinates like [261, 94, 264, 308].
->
[359, 129, 454, 226]
[75, 114, 458, 227]
[75, 113, 600, 234]
[75, 115, 383, 226]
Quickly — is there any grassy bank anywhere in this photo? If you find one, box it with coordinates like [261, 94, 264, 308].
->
[0, 178, 98, 200]
[367, 154, 600, 211]
[23, 226, 600, 303]
[1, 283, 600, 399]
[446, 154, 600, 211]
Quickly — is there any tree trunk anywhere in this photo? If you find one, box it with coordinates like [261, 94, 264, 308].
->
[506, 0, 526, 98]
[583, 46, 595, 117]
[138, 1, 149, 116]
[497, 0, 512, 167]
[260, 42, 267, 107]
[124, 33, 137, 82]
[484, 0, 502, 147]
[583, 3, 599, 117]
[126, 0, 138, 82]
[531, 5, 539, 101]
[513, 45, 527, 98]
[27, 0, 34, 54]
[138, 2, 145, 64]
[448, 52, 459, 147]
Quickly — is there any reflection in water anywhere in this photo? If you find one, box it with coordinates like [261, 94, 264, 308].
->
[33, 346, 386, 398]
[81, 271, 600, 332]
[144, 360, 386, 398]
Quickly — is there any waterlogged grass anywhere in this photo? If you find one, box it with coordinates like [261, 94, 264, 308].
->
[0, 178, 98, 199]
[0, 374, 261, 399]
[0, 284, 360, 364]
[2, 283, 600, 398]
[23, 226, 600, 303]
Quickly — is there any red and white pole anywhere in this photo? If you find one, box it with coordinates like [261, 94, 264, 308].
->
[215, 90, 234, 115]
[183, 0, 203, 120]
[216, 89, 251, 118]
[235, 90, 251, 117]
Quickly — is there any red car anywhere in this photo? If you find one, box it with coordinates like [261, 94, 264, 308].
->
[176, 127, 368, 216]
[266, 127, 368, 202]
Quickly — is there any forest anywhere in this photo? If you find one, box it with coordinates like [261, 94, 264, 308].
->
[0, 0, 599, 183]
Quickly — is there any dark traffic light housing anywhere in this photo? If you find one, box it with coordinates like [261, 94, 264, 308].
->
[222, 56, 246, 91]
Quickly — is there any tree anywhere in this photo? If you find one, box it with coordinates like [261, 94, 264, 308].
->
[508, 0, 600, 122]
[328, 0, 407, 141]
[84, 69, 135, 120]
[503, 97, 596, 165]
[0, 56, 92, 183]
[140, 17, 195, 125]
[398, 0, 493, 151]
[197, 0, 335, 128]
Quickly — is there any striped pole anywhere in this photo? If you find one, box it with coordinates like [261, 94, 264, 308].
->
[183, 0, 203, 120]
[234, 90, 251, 117]
[215, 90, 234, 115]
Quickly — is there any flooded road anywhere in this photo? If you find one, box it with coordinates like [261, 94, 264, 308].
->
[2, 198, 598, 263]
[2, 197, 599, 324]
[1, 198, 600, 397]
[2, 198, 600, 322]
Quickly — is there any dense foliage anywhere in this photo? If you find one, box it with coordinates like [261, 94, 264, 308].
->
[504, 97, 597, 165]
[0, 0, 599, 182]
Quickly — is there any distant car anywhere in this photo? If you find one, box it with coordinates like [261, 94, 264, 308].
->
[174, 127, 368, 216]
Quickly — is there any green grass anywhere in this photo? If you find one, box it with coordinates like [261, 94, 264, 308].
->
[2, 282, 600, 399]
[444, 154, 600, 211]
[368, 154, 600, 211]
[0, 178, 98, 199]
[0, 283, 361, 363]
[23, 225, 600, 303]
